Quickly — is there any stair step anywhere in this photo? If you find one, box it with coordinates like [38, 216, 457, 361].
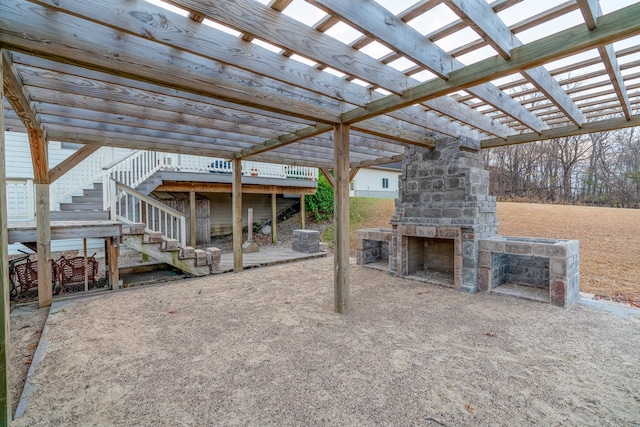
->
[50, 210, 110, 221]
[59, 202, 103, 211]
[72, 195, 102, 203]
[82, 189, 103, 197]
[92, 182, 103, 190]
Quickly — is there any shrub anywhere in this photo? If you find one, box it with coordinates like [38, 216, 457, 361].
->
[305, 175, 334, 220]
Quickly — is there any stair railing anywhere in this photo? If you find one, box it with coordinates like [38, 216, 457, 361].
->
[108, 179, 186, 247]
[102, 150, 164, 210]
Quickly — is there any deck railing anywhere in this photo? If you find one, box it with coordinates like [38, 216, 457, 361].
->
[109, 180, 187, 246]
[6, 179, 35, 221]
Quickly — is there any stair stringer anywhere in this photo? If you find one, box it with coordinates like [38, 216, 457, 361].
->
[121, 233, 211, 277]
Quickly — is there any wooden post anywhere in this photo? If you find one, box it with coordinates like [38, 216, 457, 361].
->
[247, 208, 254, 241]
[106, 237, 120, 290]
[271, 192, 277, 244]
[300, 194, 305, 229]
[334, 124, 350, 314]
[0, 52, 13, 425]
[232, 158, 243, 272]
[83, 238, 88, 292]
[35, 183, 52, 308]
[189, 191, 197, 247]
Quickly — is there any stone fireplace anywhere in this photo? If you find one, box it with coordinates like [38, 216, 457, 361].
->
[355, 135, 581, 307]
[390, 137, 498, 293]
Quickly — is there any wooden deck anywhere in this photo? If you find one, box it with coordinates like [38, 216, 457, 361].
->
[217, 247, 328, 273]
[7, 220, 121, 244]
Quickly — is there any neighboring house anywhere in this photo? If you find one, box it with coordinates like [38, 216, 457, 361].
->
[5, 131, 317, 255]
[349, 162, 402, 199]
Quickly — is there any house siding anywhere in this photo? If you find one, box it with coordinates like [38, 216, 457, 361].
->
[350, 167, 400, 199]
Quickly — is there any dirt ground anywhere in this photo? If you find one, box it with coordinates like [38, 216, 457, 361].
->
[8, 201, 640, 423]
[10, 257, 640, 426]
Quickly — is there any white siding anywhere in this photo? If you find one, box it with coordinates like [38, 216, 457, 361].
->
[4, 132, 117, 254]
[350, 167, 400, 199]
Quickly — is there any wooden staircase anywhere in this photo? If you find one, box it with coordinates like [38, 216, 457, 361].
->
[51, 180, 218, 277]
[50, 182, 109, 221]
[121, 223, 219, 276]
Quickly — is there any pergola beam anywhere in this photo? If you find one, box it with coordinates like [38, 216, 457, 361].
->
[576, 0, 632, 121]
[443, 0, 587, 128]
[311, 0, 547, 133]
[341, 3, 640, 124]
[1, 50, 42, 133]
[482, 114, 640, 148]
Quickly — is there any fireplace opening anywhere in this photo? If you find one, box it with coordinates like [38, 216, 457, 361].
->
[491, 253, 550, 302]
[406, 236, 455, 287]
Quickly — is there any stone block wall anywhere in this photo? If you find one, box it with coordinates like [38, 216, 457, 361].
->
[390, 137, 498, 293]
[478, 237, 580, 307]
[356, 228, 392, 266]
[292, 229, 320, 253]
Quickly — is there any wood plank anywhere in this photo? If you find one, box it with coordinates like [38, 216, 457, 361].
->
[598, 44, 631, 120]
[312, 0, 546, 133]
[167, 0, 515, 138]
[1, 50, 42, 132]
[155, 182, 317, 195]
[17, 56, 446, 147]
[577, 0, 600, 30]
[106, 236, 120, 290]
[443, 0, 585, 127]
[7, 221, 122, 243]
[349, 167, 360, 182]
[232, 158, 242, 273]
[352, 155, 406, 169]
[340, 3, 640, 124]
[300, 195, 305, 230]
[237, 123, 332, 159]
[319, 168, 334, 189]
[28, 127, 48, 184]
[0, 49, 12, 426]
[168, 0, 409, 94]
[481, 114, 640, 148]
[333, 124, 350, 314]
[48, 143, 100, 183]
[309, 0, 451, 79]
[442, 0, 513, 59]
[0, 0, 343, 123]
[271, 193, 277, 244]
[35, 183, 52, 308]
[189, 191, 197, 247]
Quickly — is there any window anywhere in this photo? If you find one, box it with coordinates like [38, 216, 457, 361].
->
[382, 178, 389, 189]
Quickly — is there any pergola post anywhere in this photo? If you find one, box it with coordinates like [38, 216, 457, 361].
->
[29, 129, 52, 308]
[0, 50, 13, 425]
[300, 194, 305, 229]
[232, 158, 243, 272]
[334, 124, 350, 314]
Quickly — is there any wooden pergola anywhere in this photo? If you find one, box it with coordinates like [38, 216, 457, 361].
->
[2, 0, 640, 421]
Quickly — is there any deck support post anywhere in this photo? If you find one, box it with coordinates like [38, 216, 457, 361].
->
[0, 51, 12, 425]
[232, 158, 243, 273]
[106, 237, 120, 290]
[334, 124, 350, 314]
[271, 192, 277, 244]
[189, 191, 197, 247]
[34, 186, 52, 308]
[300, 195, 305, 229]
